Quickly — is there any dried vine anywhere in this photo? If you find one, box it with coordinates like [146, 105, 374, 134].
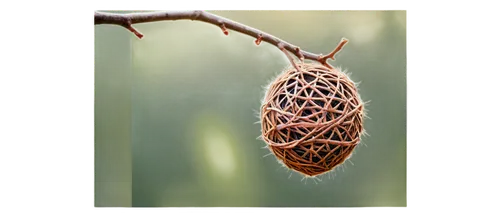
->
[94, 10, 348, 68]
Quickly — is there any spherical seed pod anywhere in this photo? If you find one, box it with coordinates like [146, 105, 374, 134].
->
[260, 62, 364, 177]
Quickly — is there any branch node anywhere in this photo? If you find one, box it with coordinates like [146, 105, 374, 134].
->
[255, 34, 263, 45]
[219, 23, 229, 36]
[278, 43, 300, 72]
[192, 10, 202, 20]
[318, 38, 349, 66]
[121, 19, 143, 39]
[295, 47, 304, 62]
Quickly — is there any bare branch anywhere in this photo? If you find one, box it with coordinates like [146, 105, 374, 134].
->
[318, 38, 349, 68]
[94, 11, 347, 66]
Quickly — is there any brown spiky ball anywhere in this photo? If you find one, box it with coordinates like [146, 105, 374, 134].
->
[261, 62, 364, 177]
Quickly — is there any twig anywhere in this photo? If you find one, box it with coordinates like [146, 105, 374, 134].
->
[94, 10, 347, 67]
[318, 38, 349, 69]
[278, 43, 300, 72]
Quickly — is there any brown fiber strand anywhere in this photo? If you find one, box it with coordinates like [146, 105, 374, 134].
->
[260, 62, 364, 177]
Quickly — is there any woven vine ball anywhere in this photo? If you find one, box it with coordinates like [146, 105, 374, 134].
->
[260, 62, 364, 177]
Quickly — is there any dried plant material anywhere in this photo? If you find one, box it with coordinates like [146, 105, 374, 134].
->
[261, 63, 364, 177]
[96, 10, 362, 178]
[94, 11, 344, 65]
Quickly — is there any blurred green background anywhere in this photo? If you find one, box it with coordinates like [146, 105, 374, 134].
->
[95, 11, 406, 207]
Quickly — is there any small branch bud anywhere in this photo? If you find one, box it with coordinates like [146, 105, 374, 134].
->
[255, 34, 263, 45]
[295, 47, 304, 62]
[317, 54, 323, 61]
[220, 23, 229, 36]
[191, 10, 202, 20]
[125, 25, 144, 39]
[120, 19, 144, 39]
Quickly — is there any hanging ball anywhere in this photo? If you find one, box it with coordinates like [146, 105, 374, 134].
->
[260, 62, 364, 177]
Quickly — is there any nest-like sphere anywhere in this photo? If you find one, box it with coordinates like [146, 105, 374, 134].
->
[261, 63, 364, 177]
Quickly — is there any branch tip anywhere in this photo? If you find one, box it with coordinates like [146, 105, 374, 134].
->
[220, 23, 229, 36]
[255, 34, 263, 45]
[295, 47, 304, 62]
[125, 25, 144, 39]
[318, 38, 349, 67]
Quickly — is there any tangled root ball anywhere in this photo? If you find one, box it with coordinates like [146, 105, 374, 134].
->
[260, 63, 364, 177]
